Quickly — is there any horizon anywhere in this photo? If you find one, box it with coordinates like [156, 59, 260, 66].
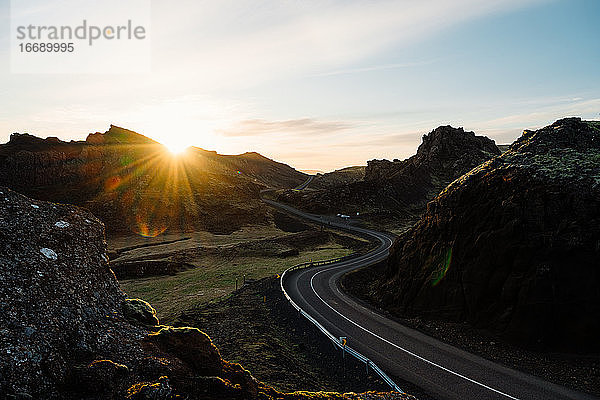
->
[0, 120, 519, 172]
[1, 0, 599, 171]
[0, 116, 591, 173]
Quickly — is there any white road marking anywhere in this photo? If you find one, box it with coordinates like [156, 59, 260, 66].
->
[309, 269, 520, 400]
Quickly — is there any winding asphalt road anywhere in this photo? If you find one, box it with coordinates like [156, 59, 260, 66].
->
[294, 175, 314, 190]
[264, 198, 597, 400]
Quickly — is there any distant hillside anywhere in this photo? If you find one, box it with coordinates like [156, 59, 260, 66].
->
[0, 125, 307, 235]
[309, 166, 366, 189]
[373, 118, 600, 352]
[278, 125, 500, 227]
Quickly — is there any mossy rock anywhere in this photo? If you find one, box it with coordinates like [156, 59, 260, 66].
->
[147, 327, 222, 376]
[127, 376, 172, 400]
[123, 298, 159, 325]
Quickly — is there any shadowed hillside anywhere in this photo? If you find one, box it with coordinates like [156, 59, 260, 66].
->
[0, 125, 307, 235]
[309, 166, 366, 189]
[277, 126, 500, 228]
[372, 118, 600, 353]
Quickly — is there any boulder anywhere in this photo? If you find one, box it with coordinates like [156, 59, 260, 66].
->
[146, 327, 222, 376]
[123, 299, 160, 325]
[0, 186, 145, 397]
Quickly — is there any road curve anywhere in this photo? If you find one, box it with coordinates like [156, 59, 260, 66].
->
[294, 175, 314, 190]
[264, 199, 597, 400]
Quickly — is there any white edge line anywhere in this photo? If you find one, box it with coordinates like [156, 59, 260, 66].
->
[310, 269, 521, 400]
[279, 257, 404, 392]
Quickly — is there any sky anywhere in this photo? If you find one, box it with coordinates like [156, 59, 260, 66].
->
[1, 0, 599, 171]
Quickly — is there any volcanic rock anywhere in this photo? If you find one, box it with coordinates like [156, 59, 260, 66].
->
[278, 125, 500, 225]
[374, 118, 600, 352]
[123, 299, 160, 325]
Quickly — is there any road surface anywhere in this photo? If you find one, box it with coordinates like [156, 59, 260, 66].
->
[265, 199, 597, 400]
[295, 175, 314, 190]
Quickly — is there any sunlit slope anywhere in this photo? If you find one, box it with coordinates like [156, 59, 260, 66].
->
[0, 125, 307, 235]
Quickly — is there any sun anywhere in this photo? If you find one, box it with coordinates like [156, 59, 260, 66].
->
[164, 141, 190, 155]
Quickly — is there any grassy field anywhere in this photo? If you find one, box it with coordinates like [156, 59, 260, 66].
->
[119, 244, 351, 324]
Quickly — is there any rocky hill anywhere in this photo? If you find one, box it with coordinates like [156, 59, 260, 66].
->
[372, 118, 600, 352]
[309, 166, 366, 189]
[0, 125, 307, 235]
[0, 186, 414, 400]
[277, 126, 500, 226]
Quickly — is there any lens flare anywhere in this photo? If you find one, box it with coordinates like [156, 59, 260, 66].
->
[104, 176, 122, 191]
[135, 214, 168, 237]
[431, 247, 452, 286]
[165, 142, 189, 155]
[89, 139, 200, 239]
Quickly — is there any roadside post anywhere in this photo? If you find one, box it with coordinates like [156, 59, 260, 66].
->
[340, 336, 347, 378]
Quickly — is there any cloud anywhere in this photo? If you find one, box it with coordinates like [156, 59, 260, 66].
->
[452, 97, 600, 145]
[0, 0, 561, 172]
[150, 0, 549, 89]
[217, 118, 354, 137]
[476, 98, 600, 129]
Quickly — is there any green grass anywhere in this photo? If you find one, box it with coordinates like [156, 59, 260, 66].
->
[119, 245, 351, 324]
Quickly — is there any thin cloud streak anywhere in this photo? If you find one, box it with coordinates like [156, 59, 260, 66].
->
[217, 118, 354, 137]
[309, 60, 437, 78]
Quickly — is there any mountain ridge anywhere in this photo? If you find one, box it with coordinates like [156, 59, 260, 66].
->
[0, 125, 307, 235]
[277, 125, 500, 227]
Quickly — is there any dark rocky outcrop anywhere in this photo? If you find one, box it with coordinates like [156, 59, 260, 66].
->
[373, 118, 600, 352]
[364, 126, 499, 183]
[0, 186, 147, 398]
[0, 125, 307, 236]
[0, 187, 413, 399]
[278, 126, 500, 226]
[309, 166, 366, 189]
